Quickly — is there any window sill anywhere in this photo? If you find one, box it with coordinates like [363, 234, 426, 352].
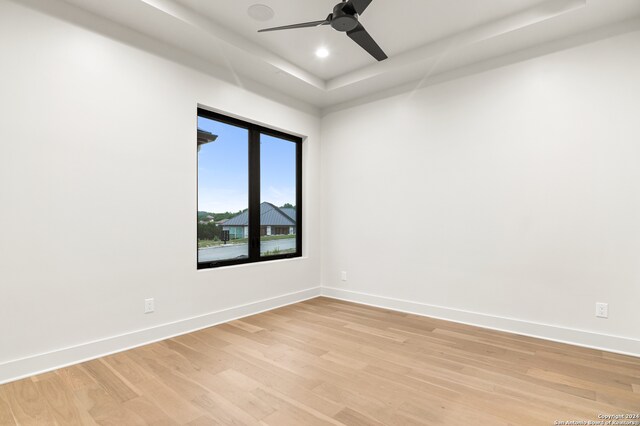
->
[197, 255, 307, 271]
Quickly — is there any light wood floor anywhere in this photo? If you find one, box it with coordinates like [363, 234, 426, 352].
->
[1, 297, 639, 425]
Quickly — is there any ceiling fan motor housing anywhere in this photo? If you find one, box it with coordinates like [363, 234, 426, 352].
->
[331, 2, 359, 32]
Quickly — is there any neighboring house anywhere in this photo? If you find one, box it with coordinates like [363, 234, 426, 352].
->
[198, 215, 216, 225]
[197, 128, 217, 152]
[279, 207, 296, 222]
[222, 202, 296, 239]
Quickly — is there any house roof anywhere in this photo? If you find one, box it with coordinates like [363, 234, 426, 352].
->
[280, 208, 296, 222]
[197, 128, 217, 146]
[223, 202, 295, 227]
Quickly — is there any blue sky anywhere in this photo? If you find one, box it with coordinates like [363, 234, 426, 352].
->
[198, 116, 296, 213]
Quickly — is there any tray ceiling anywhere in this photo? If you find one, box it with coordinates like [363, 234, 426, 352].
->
[58, 0, 640, 110]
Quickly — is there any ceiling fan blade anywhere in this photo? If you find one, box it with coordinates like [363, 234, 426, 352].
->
[346, 23, 387, 61]
[345, 0, 373, 15]
[258, 19, 330, 33]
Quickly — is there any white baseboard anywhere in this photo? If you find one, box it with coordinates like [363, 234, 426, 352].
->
[3, 285, 637, 385]
[321, 287, 640, 358]
[0, 286, 321, 385]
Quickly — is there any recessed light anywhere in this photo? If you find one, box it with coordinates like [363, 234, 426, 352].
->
[315, 47, 329, 59]
[247, 4, 275, 22]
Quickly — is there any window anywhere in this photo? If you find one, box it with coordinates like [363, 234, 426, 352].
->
[197, 108, 302, 269]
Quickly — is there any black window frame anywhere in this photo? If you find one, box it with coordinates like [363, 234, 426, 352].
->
[197, 108, 302, 270]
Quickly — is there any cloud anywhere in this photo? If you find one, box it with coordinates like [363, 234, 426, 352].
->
[264, 186, 295, 207]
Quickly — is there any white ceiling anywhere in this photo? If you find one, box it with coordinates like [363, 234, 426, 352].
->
[173, 0, 551, 79]
[61, 0, 640, 111]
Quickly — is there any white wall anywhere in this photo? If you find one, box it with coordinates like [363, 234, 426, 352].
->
[0, 0, 321, 383]
[321, 29, 640, 355]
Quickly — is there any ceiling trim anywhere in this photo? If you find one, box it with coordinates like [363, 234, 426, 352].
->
[53, 0, 638, 109]
[326, 0, 586, 90]
[321, 17, 640, 116]
[120, 0, 585, 94]
[139, 0, 327, 90]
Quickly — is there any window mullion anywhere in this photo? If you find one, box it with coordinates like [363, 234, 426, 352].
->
[296, 141, 302, 258]
[248, 127, 261, 260]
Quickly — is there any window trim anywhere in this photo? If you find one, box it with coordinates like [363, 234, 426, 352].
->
[197, 108, 302, 270]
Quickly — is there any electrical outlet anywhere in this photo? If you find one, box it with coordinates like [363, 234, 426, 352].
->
[144, 298, 155, 314]
[340, 271, 347, 282]
[595, 302, 608, 318]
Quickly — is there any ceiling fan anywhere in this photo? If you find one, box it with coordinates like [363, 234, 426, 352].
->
[257, 0, 387, 62]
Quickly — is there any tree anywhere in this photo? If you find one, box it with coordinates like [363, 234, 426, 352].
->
[197, 222, 221, 241]
[280, 203, 294, 209]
